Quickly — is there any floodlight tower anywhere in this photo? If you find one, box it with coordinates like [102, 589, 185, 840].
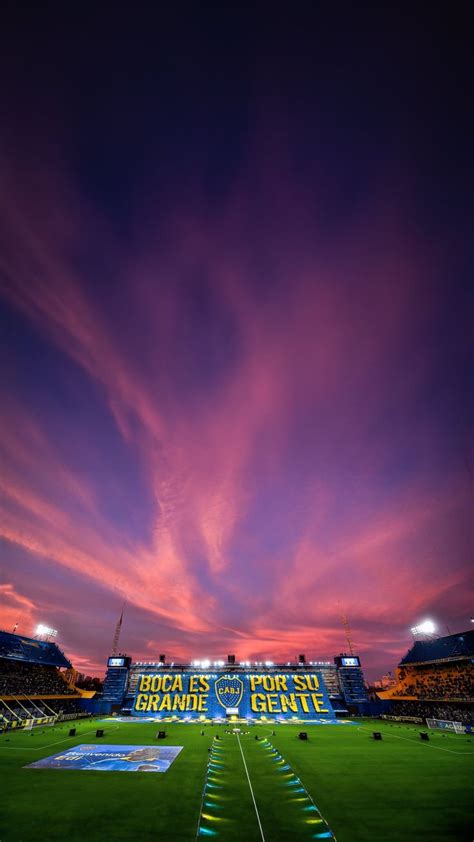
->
[35, 624, 58, 641]
[111, 603, 125, 655]
[340, 613, 355, 655]
[410, 619, 438, 640]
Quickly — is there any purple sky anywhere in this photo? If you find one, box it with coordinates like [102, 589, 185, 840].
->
[0, 7, 472, 679]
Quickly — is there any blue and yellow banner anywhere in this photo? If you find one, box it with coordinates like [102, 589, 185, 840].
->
[132, 672, 334, 719]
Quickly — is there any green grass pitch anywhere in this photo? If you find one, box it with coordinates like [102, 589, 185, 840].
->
[1, 718, 472, 841]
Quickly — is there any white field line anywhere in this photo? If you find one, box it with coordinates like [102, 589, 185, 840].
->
[0, 724, 120, 751]
[356, 725, 474, 755]
[237, 734, 266, 842]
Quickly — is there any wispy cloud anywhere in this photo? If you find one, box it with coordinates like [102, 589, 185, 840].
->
[0, 146, 472, 679]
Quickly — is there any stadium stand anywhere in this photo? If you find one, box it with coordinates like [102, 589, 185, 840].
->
[0, 660, 76, 696]
[0, 630, 86, 729]
[393, 662, 473, 701]
[378, 630, 474, 724]
[387, 700, 473, 724]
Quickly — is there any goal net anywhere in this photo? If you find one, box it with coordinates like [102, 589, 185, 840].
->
[426, 718, 465, 734]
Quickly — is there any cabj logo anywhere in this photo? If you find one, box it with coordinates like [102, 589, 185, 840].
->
[214, 675, 244, 709]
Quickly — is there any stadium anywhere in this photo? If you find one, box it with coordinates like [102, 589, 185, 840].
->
[1, 2, 472, 840]
[1, 625, 473, 841]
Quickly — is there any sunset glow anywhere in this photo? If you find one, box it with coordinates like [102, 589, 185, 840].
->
[0, 8, 472, 680]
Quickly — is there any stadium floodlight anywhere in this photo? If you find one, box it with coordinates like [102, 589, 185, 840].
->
[35, 624, 57, 638]
[201, 659, 210, 669]
[411, 619, 436, 636]
[265, 661, 274, 667]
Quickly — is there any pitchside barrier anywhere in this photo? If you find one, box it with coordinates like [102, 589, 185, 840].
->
[0, 715, 57, 731]
[58, 711, 91, 722]
[426, 718, 466, 734]
[132, 671, 335, 720]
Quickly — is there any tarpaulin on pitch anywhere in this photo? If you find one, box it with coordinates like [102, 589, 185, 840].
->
[26, 744, 182, 772]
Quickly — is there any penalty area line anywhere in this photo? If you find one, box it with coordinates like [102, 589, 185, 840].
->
[236, 734, 266, 842]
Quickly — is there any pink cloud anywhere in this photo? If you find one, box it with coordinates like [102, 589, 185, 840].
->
[0, 584, 36, 634]
[0, 150, 472, 681]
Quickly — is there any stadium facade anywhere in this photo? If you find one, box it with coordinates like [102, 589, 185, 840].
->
[102, 653, 369, 720]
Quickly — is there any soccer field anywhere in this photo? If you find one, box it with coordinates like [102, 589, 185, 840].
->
[1, 718, 472, 841]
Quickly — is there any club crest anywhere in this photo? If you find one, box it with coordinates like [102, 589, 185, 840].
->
[214, 675, 244, 709]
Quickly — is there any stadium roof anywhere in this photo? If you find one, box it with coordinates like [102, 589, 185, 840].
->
[0, 630, 71, 668]
[400, 629, 474, 666]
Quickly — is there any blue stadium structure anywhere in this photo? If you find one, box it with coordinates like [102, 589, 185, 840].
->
[99, 653, 372, 720]
[378, 630, 474, 725]
[334, 655, 369, 706]
[399, 630, 474, 666]
[0, 630, 71, 667]
[0, 630, 88, 730]
[102, 656, 132, 705]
